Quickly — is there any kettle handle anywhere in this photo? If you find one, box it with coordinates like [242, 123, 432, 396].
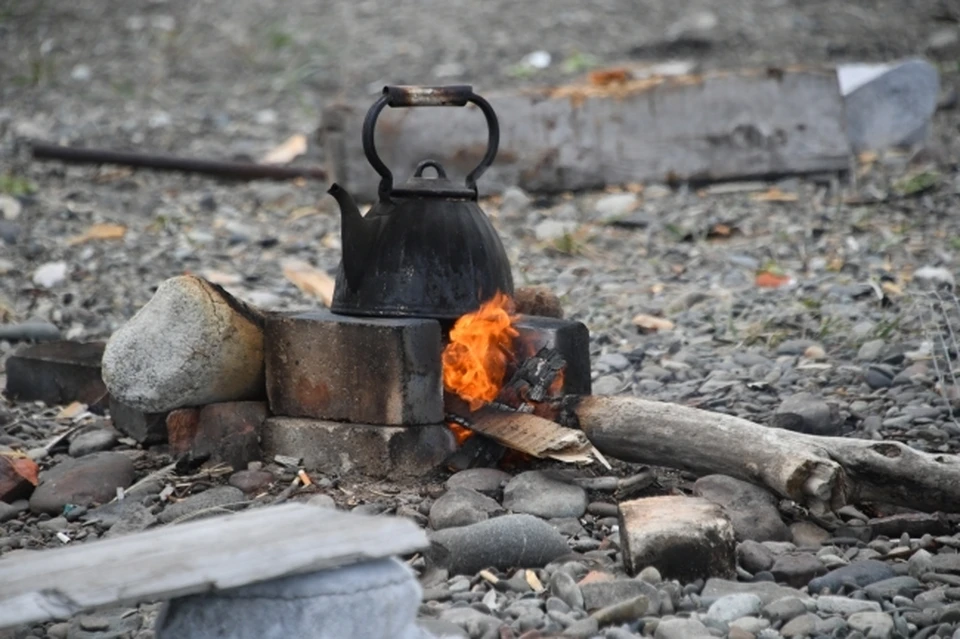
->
[362, 85, 500, 199]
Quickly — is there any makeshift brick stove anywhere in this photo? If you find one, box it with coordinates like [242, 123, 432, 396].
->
[260, 85, 595, 478]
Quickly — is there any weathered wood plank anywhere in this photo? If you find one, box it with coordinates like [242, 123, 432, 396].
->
[0, 503, 428, 629]
[321, 67, 852, 202]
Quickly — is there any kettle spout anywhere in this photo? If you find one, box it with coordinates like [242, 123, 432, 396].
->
[328, 183, 374, 290]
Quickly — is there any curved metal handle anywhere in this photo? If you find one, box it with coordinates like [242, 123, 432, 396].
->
[362, 85, 500, 199]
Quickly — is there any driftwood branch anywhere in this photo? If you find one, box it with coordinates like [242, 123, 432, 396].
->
[30, 141, 328, 182]
[564, 395, 960, 515]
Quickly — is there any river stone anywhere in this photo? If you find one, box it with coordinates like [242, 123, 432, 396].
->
[701, 578, 806, 606]
[101, 275, 265, 413]
[29, 452, 136, 515]
[68, 427, 119, 457]
[426, 514, 570, 575]
[157, 485, 246, 524]
[502, 471, 587, 519]
[445, 468, 512, 496]
[863, 576, 923, 601]
[816, 595, 882, 615]
[807, 559, 897, 594]
[704, 593, 763, 624]
[428, 487, 503, 530]
[848, 611, 894, 639]
[580, 579, 660, 614]
[771, 553, 828, 588]
[693, 474, 790, 542]
[737, 540, 775, 573]
[772, 392, 840, 436]
[654, 617, 710, 639]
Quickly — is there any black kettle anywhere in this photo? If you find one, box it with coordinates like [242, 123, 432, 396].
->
[327, 85, 515, 320]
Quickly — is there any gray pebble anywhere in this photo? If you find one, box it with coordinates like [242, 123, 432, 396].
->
[158, 486, 246, 524]
[550, 570, 585, 611]
[429, 487, 503, 530]
[503, 471, 588, 519]
[68, 428, 119, 457]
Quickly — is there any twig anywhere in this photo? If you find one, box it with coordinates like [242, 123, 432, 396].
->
[30, 141, 327, 182]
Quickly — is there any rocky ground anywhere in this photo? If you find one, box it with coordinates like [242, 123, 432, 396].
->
[3, 1, 960, 638]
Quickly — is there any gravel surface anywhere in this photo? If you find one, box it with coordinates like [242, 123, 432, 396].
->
[2, 2, 960, 639]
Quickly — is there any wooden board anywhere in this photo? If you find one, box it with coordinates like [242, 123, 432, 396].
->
[0, 503, 428, 629]
[320, 67, 852, 202]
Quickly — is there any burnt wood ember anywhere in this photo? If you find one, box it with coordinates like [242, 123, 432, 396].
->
[512, 316, 591, 395]
[498, 346, 566, 406]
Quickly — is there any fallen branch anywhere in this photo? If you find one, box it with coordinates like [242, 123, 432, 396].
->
[30, 141, 327, 182]
[561, 395, 960, 515]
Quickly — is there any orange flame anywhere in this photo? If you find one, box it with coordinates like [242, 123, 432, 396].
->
[442, 291, 519, 411]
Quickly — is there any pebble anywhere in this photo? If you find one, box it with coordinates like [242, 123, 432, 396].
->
[29, 452, 136, 515]
[773, 392, 839, 436]
[549, 571, 585, 611]
[0, 499, 28, 523]
[445, 468, 513, 496]
[429, 487, 503, 530]
[68, 428, 119, 457]
[32, 261, 68, 288]
[694, 474, 791, 542]
[738, 540, 775, 573]
[228, 469, 275, 494]
[763, 596, 809, 622]
[427, 514, 570, 575]
[807, 559, 897, 594]
[534, 220, 578, 242]
[654, 617, 710, 639]
[502, 471, 588, 519]
[848, 611, 895, 638]
[157, 485, 246, 524]
[816, 594, 883, 615]
[771, 553, 828, 588]
[705, 592, 763, 624]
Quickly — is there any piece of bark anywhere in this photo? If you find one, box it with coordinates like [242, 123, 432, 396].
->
[321, 67, 851, 201]
[562, 395, 960, 515]
[101, 276, 265, 413]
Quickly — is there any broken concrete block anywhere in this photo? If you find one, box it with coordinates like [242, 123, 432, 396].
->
[618, 495, 737, 581]
[4, 341, 107, 408]
[108, 396, 169, 445]
[264, 310, 443, 425]
[169, 402, 265, 470]
[261, 417, 455, 479]
[512, 315, 591, 395]
[101, 275, 265, 413]
[839, 58, 941, 152]
[323, 68, 851, 199]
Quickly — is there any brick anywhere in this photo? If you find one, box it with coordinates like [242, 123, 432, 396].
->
[264, 310, 443, 425]
[512, 316, 591, 395]
[4, 341, 108, 409]
[109, 397, 169, 445]
[261, 417, 455, 479]
[0, 454, 38, 503]
[166, 408, 201, 454]
[619, 495, 736, 582]
[166, 403, 264, 471]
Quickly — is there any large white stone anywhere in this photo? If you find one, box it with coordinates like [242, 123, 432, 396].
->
[102, 275, 265, 413]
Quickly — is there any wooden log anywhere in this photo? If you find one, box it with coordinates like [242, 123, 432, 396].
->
[564, 395, 960, 515]
[320, 67, 852, 202]
[0, 503, 428, 629]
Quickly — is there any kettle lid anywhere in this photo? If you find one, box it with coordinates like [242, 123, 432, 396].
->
[392, 160, 477, 201]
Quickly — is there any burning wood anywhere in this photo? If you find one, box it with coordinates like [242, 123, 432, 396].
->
[441, 292, 607, 467]
[456, 407, 609, 467]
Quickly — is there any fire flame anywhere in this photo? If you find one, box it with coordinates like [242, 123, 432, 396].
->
[442, 291, 519, 411]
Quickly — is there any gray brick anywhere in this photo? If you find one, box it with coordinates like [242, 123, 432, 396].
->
[261, 417, 455, 479]
[264, 310, 443, 425]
